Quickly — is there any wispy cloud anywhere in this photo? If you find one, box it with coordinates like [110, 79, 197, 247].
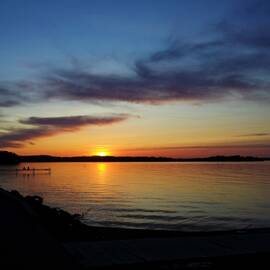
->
[235, 132, 270, 137]
[0, 87, 22, 107]
[0, 114, 132, 148]
[125, 143, 270, 151]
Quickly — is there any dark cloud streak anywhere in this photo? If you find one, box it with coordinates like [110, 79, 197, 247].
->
[0, 114, 131, 148]
[0, 87, 22, 107]
[125, 143, 270, 152]
[236, 132, 270, 137]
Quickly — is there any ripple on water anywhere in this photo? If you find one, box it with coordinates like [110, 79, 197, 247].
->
[1, 161, 270, 231]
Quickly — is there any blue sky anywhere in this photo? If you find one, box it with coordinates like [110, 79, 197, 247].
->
[0, 0, 269, 156]
[0, 0, 237, 79]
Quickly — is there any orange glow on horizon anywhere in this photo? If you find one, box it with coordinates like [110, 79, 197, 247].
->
[9, 144, 270, 158]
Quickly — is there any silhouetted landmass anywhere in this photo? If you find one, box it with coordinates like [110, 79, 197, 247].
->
[0, 151, 267, 164]
[20, 155, 174, 163]
[0, 151, 20, 164]
[19, 154, 266, 162]
[176, 155, 266, 162]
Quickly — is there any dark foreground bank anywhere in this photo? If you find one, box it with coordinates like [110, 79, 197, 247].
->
[1, 188, 270, 269]
[7, 188, 270, 241]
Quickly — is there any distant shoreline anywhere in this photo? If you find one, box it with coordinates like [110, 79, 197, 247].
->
[16, 155, 270, 163]
[1, 151, 269, 164]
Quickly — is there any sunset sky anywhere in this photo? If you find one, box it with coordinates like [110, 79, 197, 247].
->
[0, 0, 270, 157]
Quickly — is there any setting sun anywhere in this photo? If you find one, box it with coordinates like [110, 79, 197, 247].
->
[98, 151, 107, 157]
[94, 150, 110, 157]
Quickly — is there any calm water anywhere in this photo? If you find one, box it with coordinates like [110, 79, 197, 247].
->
[0, 162, 270, 231]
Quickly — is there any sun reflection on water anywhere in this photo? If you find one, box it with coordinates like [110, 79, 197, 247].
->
[97, 163, 107, 180]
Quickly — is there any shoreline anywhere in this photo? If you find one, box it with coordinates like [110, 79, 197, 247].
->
[1, 187, 270, 269]
[1, 151, 269, 165]
[3, 188, 270, 240]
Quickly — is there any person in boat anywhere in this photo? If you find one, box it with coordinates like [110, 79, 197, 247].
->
[27, 166, 30, 171]
[23, 166, 26, 170]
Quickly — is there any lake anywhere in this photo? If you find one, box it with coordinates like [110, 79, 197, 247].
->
[0, 162, 270, 231]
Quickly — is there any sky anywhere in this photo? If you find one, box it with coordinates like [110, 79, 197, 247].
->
[0, 0, 270, 157]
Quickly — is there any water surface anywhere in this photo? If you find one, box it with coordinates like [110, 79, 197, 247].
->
[0, 162, 270, 231]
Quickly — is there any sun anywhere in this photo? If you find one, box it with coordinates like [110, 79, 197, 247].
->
[93, 147, 111, 157]
[93, 149, 111, 157]
[97, 151, 108, 157]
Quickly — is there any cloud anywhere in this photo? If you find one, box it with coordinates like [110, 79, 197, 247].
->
[41, 61, 266, 105]
[40, 0, 270, 105]
[19, 115, 131, 129]
[236, 132, 270, 137]
[0, 87, 22, 107]
[123, 143, 270, 152]
[0, 114, 131, 148]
